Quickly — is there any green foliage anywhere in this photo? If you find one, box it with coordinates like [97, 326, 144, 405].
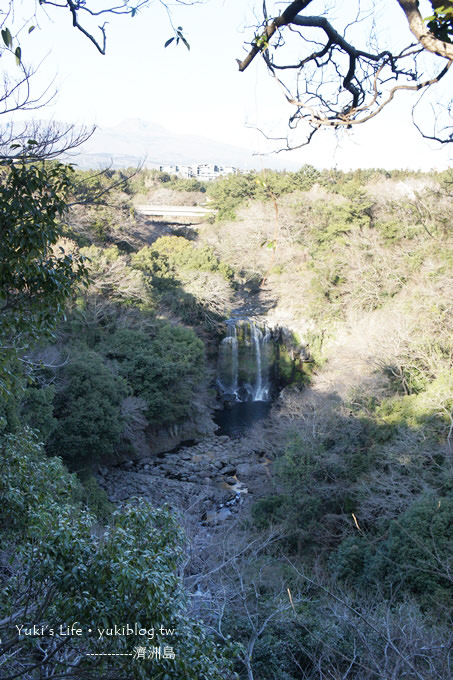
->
[329, 534, 369, 582]
[251, 494, 287, 528]
[307, 200, 370, 251]
[76, 473, 114, 523]
[276, 434, 322, 490]
[0, 161, 89, 395]
[167, 177, 206, 192]
[133, 235, 232, 281]
[380, 495, 453, 604]
[268, 434, 346, 547]
[72, 166, 134, 200]
[206, 166, 324, 220]
[331, 495, 453, 609]
[100, 324, 205, 427]
[375, 217, 417, 244]
[20, 384, 57, 441]
[377, 370, 453, 438]
[264, 408, 416, 547]
[131, 236, 233, 325]
[29, 239, 214, 456]
[207, 172, 260, 220]
[0, 363, 23, 432]
[127, 168, 175, 190]
[276, 344, 309, 387]
[49, 349, 124, 463]
[205, 166, 418, 223]
[291, 164, 322, 190]
[0, 429, 81, 539]
[307, 257, 348, 318]
[244, 620, 308, 680]
[426, 2, 453, 43]
[89, 206, 115, 241]
[0, 430, 235, 680]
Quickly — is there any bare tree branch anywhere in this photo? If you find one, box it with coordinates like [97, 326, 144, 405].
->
[238, 1, 453, 147]
[237, 0, 314, 72]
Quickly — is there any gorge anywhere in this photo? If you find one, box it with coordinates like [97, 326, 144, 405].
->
[3, 167, 452, 680]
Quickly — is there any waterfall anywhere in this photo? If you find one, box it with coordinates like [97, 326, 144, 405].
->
[216, 322, 239, 396]
[252, 324, 272, 401]
[217, 320, 273, 402]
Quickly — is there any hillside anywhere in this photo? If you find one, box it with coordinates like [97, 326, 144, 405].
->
[1, 164, 452, 680]
[71, 118, 296, 170]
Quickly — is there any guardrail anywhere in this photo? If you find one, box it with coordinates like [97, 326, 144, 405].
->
[134, 204, 217, 217]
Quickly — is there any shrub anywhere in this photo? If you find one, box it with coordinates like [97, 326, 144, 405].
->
[20, 384, 56, 442]
[133, 236, 233, 280]
[331, 494, 453, 613]
[0, 430, 236, 680]
[373, 494, 453, 607]
[100, 324, 205, 427]
[251, 495, 287, 528]
[168, 177, 206, 192]
[49, 349, 124, 464]
[207, 173, 258, 220]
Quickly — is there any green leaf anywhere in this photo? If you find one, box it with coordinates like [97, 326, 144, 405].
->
[164, 37, 175, 48]
[2, 27, 12, 48]
[28, 25, 35, 34]
[15, 46, 22, 65]
[176, 29, 190, 51]
[180, 36, 190, 51]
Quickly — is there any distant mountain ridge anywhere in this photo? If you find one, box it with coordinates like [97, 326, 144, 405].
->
[71, 118, 296, 171]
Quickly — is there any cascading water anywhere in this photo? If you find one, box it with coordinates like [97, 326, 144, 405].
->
[216, 322, 239, 397]
[251, 323, 272, 401]
[217, 319, 273, 402]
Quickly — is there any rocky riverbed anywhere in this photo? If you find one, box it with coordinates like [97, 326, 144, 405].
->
[96, 434, 273, 525]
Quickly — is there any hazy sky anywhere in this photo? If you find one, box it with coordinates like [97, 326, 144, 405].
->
[11, 0, 453, 170]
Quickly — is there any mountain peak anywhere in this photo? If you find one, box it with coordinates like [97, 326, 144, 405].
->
[76, 118, 295, 171]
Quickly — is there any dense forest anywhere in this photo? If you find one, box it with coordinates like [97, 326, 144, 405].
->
[1, 164, 452, 679]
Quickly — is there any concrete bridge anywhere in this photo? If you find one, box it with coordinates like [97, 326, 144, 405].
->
[134, 204, 216, 218]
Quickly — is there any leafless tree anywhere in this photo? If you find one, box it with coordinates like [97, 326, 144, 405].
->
[238, 1, 453, 149]
[0, 1, 198, 161]
[183, 516, 452, 680]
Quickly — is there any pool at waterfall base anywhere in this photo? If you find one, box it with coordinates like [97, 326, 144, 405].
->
[213, 400, 273, 437]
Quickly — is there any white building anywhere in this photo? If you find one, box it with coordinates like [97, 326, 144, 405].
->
[159, 163, 238, 181]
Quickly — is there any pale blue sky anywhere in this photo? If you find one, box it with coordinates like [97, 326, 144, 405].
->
[10, 0, 453, 170]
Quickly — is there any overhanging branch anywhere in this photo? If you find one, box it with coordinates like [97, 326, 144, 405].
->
[396, 0, 453, 60]
[236, 0, 314, 71]
[238, 1, 453, 147]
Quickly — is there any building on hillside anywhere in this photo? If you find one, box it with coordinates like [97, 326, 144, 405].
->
[159, 164, 179, 176]
[159, 164, 238, 181]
